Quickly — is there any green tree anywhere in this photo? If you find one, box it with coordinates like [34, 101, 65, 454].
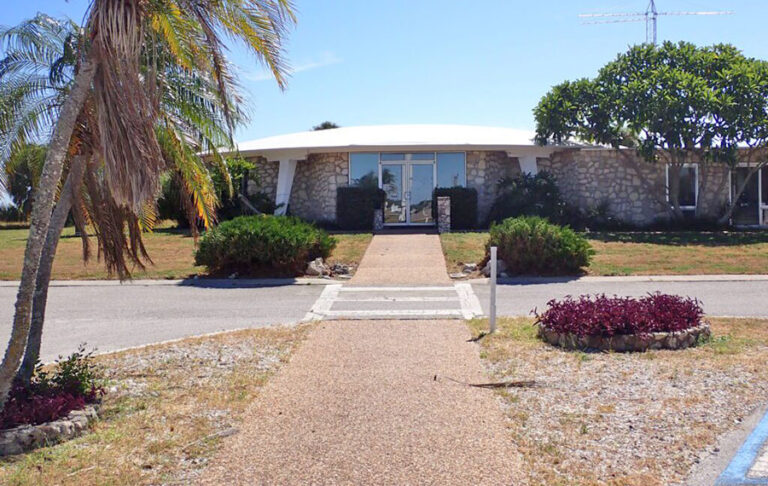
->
[4, 144, 46, 218]
[0, 1, 295, 408]
[534, 41, 768, 221]
[312, 121, 340, 130]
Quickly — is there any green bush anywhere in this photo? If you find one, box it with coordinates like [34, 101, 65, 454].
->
[194, 215, 337, 276]
[487, 216, 593, 275]
[336, 186, 386, 230]
[432, 187, 477, 230]
[487, 171, 580, 227]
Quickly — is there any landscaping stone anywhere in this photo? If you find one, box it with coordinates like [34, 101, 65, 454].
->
[330, 263, 352, 275]
[305, 258, 330, 276]
[0, 405, 99, 456]
[481, 259, 507, 277]
[537, 322, 712, 352]
[449, 272, 467, 279]
[462, 263, 478, 273]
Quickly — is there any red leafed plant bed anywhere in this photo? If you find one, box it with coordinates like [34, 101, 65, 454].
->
[0, 383, 101, 430]
[0, 347, 103, 430]
[535, 293, 710, 352]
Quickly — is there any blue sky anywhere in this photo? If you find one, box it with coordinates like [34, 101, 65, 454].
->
[2, 0, 768, 206]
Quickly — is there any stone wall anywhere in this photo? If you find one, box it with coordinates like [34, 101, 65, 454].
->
[245, 158, 279, 202]
[289, 152, 349, 222]
[466, 151, 521, 223]
[539, 149, 730, 225]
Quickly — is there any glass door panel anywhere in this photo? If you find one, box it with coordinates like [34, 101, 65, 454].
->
[732, 168, 760, 225]
[409, 163, 434, 224]
[381, 164, 406, 224]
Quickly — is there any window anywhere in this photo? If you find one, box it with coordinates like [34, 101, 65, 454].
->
[380, 153, 405, 161]
[762, 168, 768, 206]
[349, 153, 379, 188]
[436, 152, 466, 188]
[667, 164, 698, 210]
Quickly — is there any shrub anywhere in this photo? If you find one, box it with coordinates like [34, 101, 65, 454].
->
[487, 216, 593, 275]
[432, 187, 477, 230]
[0, 205, 25, 222]
[535, 293, 704, 337]
[194, 215, 337, 276]
[336, 186, 386, 230]
[487, 171, 579, 226]
[1, 346, 103, 429]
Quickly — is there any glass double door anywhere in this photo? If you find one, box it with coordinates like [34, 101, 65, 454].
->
[381, 162, 435, 225]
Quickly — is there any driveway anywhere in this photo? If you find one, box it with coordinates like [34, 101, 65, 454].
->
[2, 277, 767, 363]
[0, 281, 325, 362]
[471, 279, 768, 318]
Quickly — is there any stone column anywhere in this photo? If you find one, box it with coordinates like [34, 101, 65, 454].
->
[437, 196, 451, 233]
[373, 209, 384, 232]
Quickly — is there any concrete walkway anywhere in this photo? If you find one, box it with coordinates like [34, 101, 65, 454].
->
[350, 233, 451, 286]
[200, 320, 521, 485]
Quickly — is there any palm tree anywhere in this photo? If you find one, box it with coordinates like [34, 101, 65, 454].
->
[0, 0, 295, 406]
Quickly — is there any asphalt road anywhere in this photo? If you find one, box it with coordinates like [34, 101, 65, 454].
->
[0, 281, 325, 362]
[2, 278, 767, 362]
[471, 279, 768, 318]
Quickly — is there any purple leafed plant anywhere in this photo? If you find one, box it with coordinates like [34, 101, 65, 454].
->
[535, 293, 704, 337]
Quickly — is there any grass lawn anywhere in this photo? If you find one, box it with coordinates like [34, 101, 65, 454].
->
[0, 223, 372, 280]
[468, 316, 768, 485]
[441, 231, 768, 275]
[0, 325, 309, 485]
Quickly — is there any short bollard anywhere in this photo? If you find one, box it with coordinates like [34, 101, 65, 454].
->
[490, 246, 497, 334]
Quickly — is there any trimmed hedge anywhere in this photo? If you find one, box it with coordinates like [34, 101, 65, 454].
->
[487, 216, 593, 275]
[194, 215, 336, 276]
[432, 187, 477, 230]
[535, 293, 704, 337]
[337, 186, 386, 230]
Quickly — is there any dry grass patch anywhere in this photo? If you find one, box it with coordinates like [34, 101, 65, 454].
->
[441, 231, 768, 276]
[326, 232, 372, 268]
[440, 231, 487, 273]
[469, 317, 768, 486]
[0, 325, 310, 485]
[0, 224, 371, 280]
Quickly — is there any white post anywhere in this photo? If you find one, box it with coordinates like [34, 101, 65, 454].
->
[490, 246, 497, 334]
[274, 158, 297, 216]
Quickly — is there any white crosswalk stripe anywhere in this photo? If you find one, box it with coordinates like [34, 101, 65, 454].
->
[304, 283, 484, 321]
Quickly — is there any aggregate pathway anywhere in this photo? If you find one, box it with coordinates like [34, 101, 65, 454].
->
[350, 233, 451, 286]
[200, 319, 522, 485]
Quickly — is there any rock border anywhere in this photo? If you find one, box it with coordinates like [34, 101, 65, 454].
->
[0, 405, 99, 456]
[537, 322, 712, 352]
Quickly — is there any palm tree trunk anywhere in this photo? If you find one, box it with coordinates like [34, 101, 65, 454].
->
[0, 58, 95, 407]
[16, 156, 86, 384]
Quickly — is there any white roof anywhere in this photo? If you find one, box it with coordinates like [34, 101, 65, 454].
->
[234, 124, 569, 159]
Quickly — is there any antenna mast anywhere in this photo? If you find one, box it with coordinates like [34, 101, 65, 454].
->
[579, 0, 733, 45]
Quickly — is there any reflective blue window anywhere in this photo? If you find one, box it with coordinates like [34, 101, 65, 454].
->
[436, 152, 466, 188]
[349, 153, 379, 188]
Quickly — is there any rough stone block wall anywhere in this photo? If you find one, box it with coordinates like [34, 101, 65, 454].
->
[539, 149, 730, 225]
[466, 151, 521, 223]
[245, 157, 279, 203]
[289, 152, 349, 222]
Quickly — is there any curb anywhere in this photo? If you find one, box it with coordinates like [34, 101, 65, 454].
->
[0, 277, 340, 289]
[467, 275, 768, 285]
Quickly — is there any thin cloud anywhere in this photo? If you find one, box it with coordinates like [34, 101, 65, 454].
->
[245, 52, 342, 82]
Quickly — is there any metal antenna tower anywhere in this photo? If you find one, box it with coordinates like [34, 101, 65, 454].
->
[579, 0, 733, 45]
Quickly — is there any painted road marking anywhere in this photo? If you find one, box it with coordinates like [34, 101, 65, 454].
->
[717, 408, 768, 485]
[303, 284, 342, 322]
[304, 284, 484, 321]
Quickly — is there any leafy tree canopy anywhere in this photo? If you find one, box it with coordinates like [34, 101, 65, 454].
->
[312, 121, 340, 130]
[535, 42, 768, 165]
